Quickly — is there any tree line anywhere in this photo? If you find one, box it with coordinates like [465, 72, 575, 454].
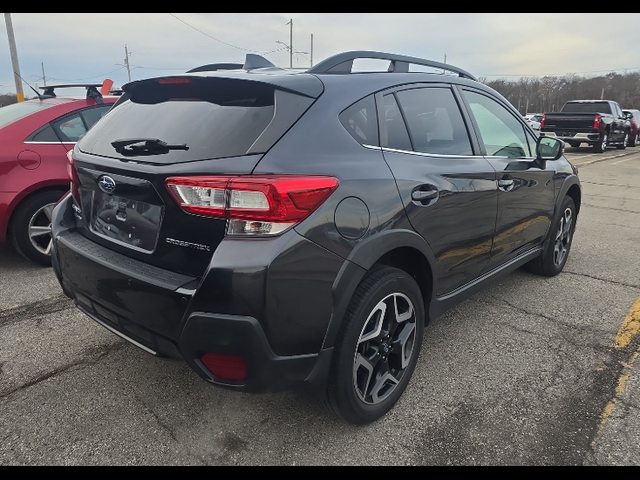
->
[0, 94, 20, 108]
[481, 71, 640, 114]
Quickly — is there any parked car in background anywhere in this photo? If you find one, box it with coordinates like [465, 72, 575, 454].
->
[0, 85, 116, 265]
[524, 113, 543, 131]
[51, 51, 579, 425]
[540, 100, 630, 152]
[622, 109, 640, 147]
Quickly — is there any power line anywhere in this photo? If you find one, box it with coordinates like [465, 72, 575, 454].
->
[43, 66, 128, 83]
[168, 13, 278, 54]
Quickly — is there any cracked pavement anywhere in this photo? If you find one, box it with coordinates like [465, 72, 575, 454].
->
[0, 149, 639, 465]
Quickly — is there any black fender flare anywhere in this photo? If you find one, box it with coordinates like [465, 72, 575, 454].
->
[321, 229, 437, 349]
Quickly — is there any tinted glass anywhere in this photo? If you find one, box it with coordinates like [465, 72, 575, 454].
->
[463, 90, 530, 157]
[81, 105, 111, 129]
[79, 78, 277, 162]
[395, 88, 472, 155]
[30, 124, 60, 142]
[0, 101, 54, 129]
[339, 95, 379, 145]
[562, 102, 612, 114]
[383, 94, 412, 151]
[53, 114, 87, 142]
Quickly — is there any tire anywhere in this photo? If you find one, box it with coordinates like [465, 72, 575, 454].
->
[9, 190, 66, 266]
[324, 266, 425, 425]
[525, 196, 577, 277]
[616, 131, 629, 150]
[593, 132, 608, 153]
[629, 132, 638, 147]
[567, 141, 580, 148]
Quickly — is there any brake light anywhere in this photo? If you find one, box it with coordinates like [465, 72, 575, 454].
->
[157, 78, 190, 84]
[540, 114, 546, 128]
[67, 150, 81, 205]
[593, 114, 602, 129]
[166, 175, 339, 236]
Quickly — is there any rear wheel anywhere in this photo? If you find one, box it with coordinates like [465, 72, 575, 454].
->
[616, 131, 629, 150]
[325, 266, 425, 425]
[9, 190, 66, 266]
[525, 196, 576, 277]
[593, 132, 608, 153]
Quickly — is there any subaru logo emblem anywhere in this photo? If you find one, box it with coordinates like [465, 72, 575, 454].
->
[98, 175, 116, 194]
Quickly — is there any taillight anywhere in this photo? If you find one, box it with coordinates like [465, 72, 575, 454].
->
[66, 150, 81, 205]
[166, 175, 339, 236]
[540, 114, 546, 128]
[593, 114, 602, 129]
[157, 77, 190, 84]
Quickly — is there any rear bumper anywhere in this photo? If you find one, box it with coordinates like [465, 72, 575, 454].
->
[542, 131, 601, 143]
[50, 195, 334, 394]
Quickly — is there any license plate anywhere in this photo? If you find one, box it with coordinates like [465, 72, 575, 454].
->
[90, 192, 163, 253]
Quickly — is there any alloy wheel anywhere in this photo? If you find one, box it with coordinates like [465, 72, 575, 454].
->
[353, 292, 417, 405]
[553, 207, 573, 267]
[28, 203, 55, 256]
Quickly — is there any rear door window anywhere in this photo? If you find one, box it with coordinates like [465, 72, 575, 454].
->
[382, 94, 412, 151]
[394, 87, 473, 156]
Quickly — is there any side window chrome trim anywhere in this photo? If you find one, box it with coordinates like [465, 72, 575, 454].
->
[380, 146, 482, 159]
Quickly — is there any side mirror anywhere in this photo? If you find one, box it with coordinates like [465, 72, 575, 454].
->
[536, 136, 564, 167]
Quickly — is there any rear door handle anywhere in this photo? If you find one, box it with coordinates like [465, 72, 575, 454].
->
[411, 190, 439, 202]
[498, 179, 514, 192]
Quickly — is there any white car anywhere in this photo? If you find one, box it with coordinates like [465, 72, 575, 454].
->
[524, 114, 543, 131]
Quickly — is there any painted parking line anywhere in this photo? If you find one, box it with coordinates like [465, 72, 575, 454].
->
[611, 156, 638, 166]
[592, 295, 640, 447]
[574, 153, 630, 167]
[615, 296, 640, 349]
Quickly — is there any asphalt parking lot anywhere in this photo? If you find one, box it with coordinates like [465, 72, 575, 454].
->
[0, 146, 639, 465]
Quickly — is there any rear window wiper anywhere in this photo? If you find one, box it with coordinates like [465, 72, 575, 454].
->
[111, 138, 189, 156]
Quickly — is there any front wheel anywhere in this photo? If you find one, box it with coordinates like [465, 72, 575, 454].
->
[325, 266, 425, 425]
[616, 131, 629, 150]
[629, 132, 638, 147]
[525, 196, 576, 277]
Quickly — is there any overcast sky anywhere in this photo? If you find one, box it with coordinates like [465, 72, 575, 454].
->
[2, 12, 640, 96]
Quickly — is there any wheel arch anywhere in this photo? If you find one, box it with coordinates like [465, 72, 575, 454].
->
[5, 183, 69, 238]
[322, 229, 437, 349]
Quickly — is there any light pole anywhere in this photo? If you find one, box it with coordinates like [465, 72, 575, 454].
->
[4, 13, 25, 102]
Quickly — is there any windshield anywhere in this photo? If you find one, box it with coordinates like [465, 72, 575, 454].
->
[562, 102, 612, 114]
[0, 101, 54, 129]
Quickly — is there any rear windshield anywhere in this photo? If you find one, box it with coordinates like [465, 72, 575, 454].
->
[78, 77, 279, 162]
[0, 101, 54, 129]
[562, 102, 612, 114]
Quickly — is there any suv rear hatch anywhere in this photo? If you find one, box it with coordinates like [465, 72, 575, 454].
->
[69, 73, 322, 278]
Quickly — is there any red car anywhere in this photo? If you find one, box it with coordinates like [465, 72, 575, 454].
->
[623, 109, 640, 147]
[0, 85, 117, 265]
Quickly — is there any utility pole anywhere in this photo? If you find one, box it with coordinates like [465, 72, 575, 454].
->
[600, 87, 605, 100]
[4, 13, 25, 102]
[124, 44, 132, 82]
[289, 19, 293, 69]
[310, 33, 313, 67]
[41, 62, 47, 87]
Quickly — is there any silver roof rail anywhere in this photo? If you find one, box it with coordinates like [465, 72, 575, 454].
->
[307, 51, 477, 81]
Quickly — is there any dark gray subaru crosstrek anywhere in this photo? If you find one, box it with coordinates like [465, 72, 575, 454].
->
[51, 51, 581, 425]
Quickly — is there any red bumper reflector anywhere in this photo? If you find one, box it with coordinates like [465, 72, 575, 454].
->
[201, 353, 247, 382]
